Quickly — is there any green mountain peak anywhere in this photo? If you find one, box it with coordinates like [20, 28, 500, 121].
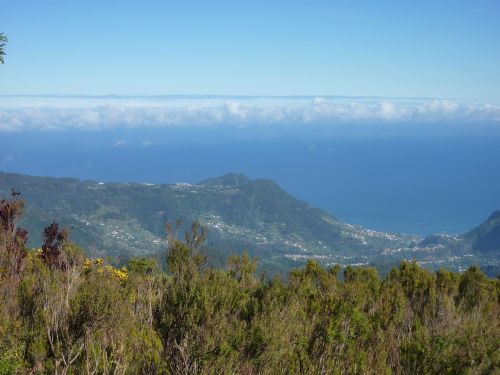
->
[199, 173, 250, 187]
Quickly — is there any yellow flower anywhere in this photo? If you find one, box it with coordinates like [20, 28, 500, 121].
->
[83, 258, 92, 270]
[111, 268, 128, 281]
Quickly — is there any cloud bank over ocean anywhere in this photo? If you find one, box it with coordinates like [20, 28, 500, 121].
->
[1, 96, 499, 132]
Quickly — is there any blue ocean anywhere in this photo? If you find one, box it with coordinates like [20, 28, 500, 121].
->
[1, 123, 499, 235]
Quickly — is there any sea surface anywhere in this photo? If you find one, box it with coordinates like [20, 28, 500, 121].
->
[1, 123, 500, 235]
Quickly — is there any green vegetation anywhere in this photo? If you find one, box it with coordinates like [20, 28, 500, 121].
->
[0, 33, 6, 64]
[1, 194, 499, 374]
[0, 172, 416, 266]
[3, 171, 499, 277]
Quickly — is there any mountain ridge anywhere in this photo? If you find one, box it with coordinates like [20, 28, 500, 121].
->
[0, 171, 498, 275]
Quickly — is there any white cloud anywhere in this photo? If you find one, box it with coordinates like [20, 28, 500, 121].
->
[378, 101, 407, 120]
[0, 96, 499, 132]
[113, 139, 127, 147]
[142, 140, 153, 147]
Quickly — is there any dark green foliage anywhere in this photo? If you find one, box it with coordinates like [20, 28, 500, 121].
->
[0, 33, 6, 64]
[457, 265, 493, 312]
[127, 256, 160, 275]
[0, 193, 499, 374]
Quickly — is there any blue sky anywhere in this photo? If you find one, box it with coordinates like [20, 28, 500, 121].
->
[1, 0, 500, 103]
[1, 1, 500, 234]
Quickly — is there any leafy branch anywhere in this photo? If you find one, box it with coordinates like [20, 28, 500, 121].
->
[0, 33, 7, 64]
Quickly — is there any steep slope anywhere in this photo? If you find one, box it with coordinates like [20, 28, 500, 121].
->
[410, 211, 500, 256]
[463, 210, 500, 254]
[379, 211, 500, 275]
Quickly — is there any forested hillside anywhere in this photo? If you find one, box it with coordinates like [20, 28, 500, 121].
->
[2, 171, 498, 276]
[0, 171, 418, 274]
[1, 193, 499, 374]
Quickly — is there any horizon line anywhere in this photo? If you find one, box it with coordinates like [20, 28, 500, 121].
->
[0, 93, 456, 102]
